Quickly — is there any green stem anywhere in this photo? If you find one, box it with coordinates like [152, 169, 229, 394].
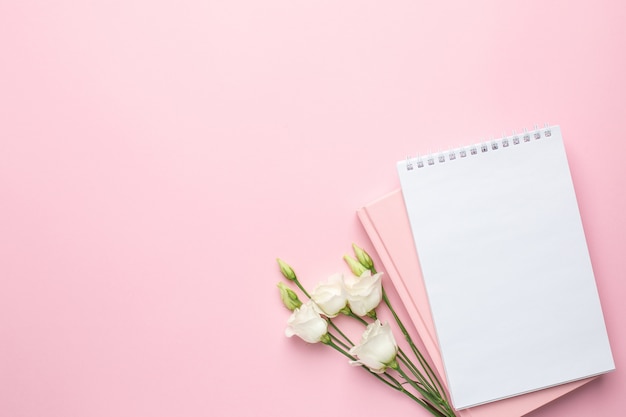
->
[325, 339, 446, 414]
[325, 339, 401, 391]
[393, 360, 456, 417]
[385, 290, 456, 417]
[293, 278, 311, 299]
[328, 320, 354, 347]
[344, 272, 443, 399]
[367, 264, 453, 416]
[342, 298, 435, 394]
[398, 387, 447, 417]
[348, 312, 369, 326]
[382, 286, 447, 399]
[397, 348, 438, 395]
[329, 333, 351, 351]
[397, 356, 454, 415]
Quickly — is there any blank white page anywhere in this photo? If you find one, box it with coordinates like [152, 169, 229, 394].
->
[397, 126, 614, 410]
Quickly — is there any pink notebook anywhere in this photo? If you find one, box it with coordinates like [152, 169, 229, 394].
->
[357, 189, 594, 417]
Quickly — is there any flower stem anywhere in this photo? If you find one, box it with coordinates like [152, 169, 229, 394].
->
[348, 312, 369, 326]
[324, 339, 401, 391]
[367, 264, 454, 416]
[397, 386, 447, 417]
[397, 356, 456, 416]
[292, 278, 311, 299]
[324, 339, 448, 414]
[392, 360, 456, 417]
[327, 320, 354, 347]
[343, 278, 442, 399]
[328, 333, 351, 351]
[381, 285, 447, 399]
[397, 348, 438, 395]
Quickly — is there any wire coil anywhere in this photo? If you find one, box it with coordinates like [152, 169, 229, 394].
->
[405, 124, 553, 171]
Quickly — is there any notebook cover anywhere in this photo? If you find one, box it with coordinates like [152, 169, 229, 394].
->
[357, 189, 594, 417]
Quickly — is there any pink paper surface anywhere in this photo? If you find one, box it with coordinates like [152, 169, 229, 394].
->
[1, 1, 625, 416]
[358, 190, 594, 417]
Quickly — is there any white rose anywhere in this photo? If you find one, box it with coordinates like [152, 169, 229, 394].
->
[349, 320, 398, 373]
[310, 273, 347, 317]
[285, 301, 328, 343]
[344, 270, 383, 316]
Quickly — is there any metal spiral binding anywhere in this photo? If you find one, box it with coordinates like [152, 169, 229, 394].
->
[404, 124, 553, 171]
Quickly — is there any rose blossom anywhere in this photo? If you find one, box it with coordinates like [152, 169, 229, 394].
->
[349, 320, 398, 373]
[343, 270, 383, 316]
[310, 273, 348, 317]
[285, 301, 328, 343]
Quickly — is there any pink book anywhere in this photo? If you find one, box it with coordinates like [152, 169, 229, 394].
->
[357, 189, 594, 417]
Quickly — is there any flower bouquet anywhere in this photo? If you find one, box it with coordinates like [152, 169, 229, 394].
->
[276, 244, 457, 417]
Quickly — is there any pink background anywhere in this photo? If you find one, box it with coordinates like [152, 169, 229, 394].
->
[1, 1, 624, 416]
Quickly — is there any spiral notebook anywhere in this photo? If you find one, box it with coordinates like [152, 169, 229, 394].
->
[396, 125, 614, 410]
